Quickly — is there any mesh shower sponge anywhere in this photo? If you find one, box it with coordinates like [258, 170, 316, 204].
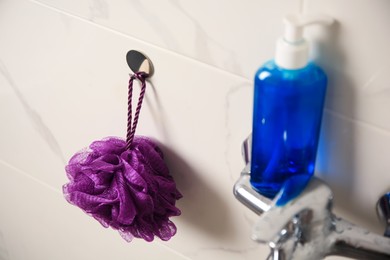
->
[63, 136, 182, 242]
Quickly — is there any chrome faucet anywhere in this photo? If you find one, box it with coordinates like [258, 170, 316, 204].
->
[234, 137, 390, 260]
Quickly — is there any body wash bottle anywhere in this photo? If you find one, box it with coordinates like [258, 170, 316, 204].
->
[250, 14, 333, 203]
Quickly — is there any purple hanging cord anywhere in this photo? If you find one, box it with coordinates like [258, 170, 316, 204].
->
[126, 72, 147, 150]
[63, 56, 182, 242]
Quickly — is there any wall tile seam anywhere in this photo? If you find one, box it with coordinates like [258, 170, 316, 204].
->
[0, 160, 191, 260]
[29, 0, 250, 83]
[0, 159, 61, 194]
[16, 3, 390, 141]
[300, 0, 309, 14]
[155, 244, 192, 260]
[324, 108, 390, 137]
[1, 109, 390, 201]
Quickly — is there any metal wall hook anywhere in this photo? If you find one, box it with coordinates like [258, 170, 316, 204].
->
[126, 50, 154, 77]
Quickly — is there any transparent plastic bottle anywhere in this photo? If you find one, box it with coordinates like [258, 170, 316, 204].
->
[250, 60, 327, 200]
[250, 14, 333, 204]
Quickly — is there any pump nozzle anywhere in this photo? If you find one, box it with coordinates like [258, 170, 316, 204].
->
[275, 14, 334, 69]
[283, 14, 334, 43]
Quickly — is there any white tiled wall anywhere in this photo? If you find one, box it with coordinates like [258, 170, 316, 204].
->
[0, 0, 389, 259]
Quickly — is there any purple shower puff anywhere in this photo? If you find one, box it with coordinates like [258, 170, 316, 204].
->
[63, 136, 183, 242]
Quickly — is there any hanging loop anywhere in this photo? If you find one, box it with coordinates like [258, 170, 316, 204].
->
[126, 72, 148, 150]
[125, 50, 154, 150]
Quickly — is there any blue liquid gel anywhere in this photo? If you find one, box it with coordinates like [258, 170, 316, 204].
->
[250, 60, 327, 201]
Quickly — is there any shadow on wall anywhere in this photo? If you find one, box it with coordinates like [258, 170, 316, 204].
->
[145, 78, 237, 241]
[315, 21, 378, 230]
[160, 144, 236, 242]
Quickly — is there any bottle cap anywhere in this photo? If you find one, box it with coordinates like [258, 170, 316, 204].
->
[275, 14, 334, 69]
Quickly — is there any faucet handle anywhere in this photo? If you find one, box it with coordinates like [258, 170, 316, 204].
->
[377, 192, 390, 237]
[252, 178, 332, 243]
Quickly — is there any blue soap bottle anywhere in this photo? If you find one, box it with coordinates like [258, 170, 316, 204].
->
[250, 14, 334, 203]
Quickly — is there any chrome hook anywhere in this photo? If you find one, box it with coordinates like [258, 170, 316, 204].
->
[126, 50, 154, 77]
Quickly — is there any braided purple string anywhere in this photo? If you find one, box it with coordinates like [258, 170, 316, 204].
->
[126, 72, 148, 150]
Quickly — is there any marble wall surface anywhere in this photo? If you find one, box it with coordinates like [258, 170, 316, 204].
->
[0, 0, 389, 259]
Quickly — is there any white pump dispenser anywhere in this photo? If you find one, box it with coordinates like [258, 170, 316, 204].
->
[275, 14, 334, 70]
